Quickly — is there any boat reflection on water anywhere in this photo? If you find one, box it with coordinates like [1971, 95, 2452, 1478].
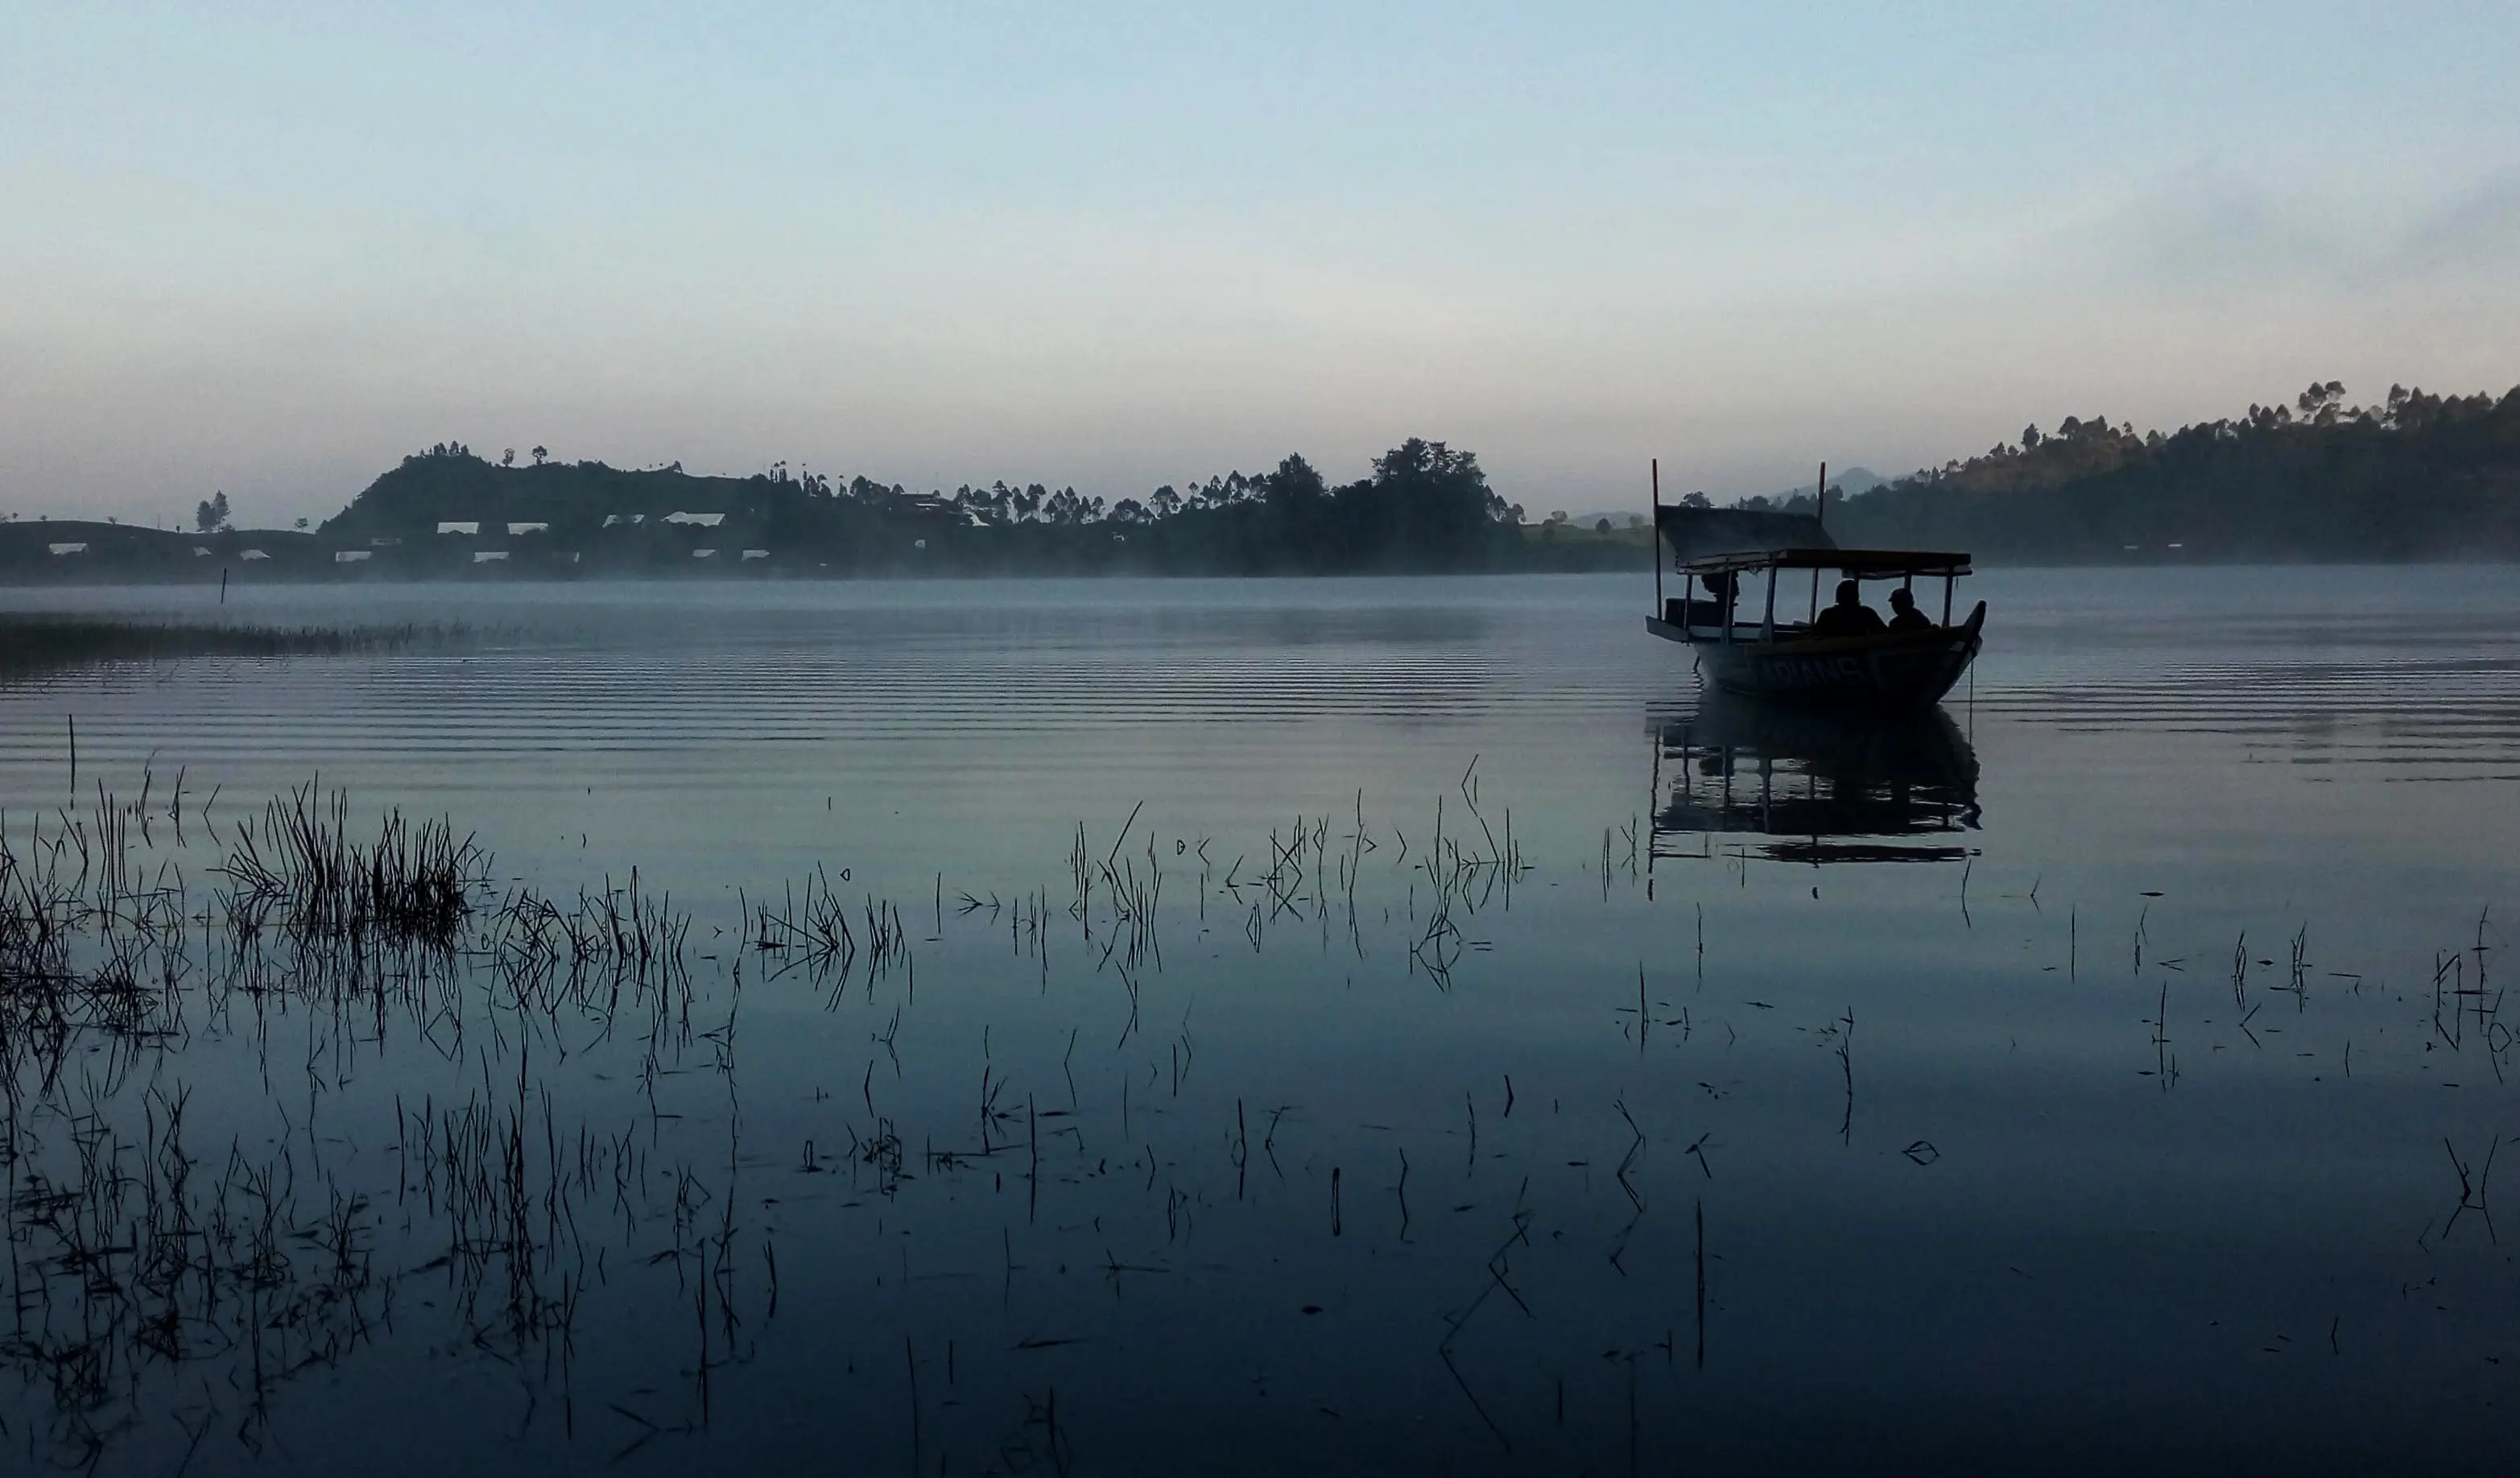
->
[1649, 692, 1981, 871]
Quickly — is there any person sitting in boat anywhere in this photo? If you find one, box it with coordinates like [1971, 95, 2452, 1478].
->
[1682, 570, 1736, 626]
[1886, 586, 1935, 632]
[1811, 580, 1888, 638]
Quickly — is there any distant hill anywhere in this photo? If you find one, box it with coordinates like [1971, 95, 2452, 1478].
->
[0, 520, 324, 581]
[300, 439, 1638, 577]
[1761, 466, 1888, 505]
[2, 438, 1638, 584]
[307, 448, 855, 578]
[1783, 386, 2520, 561]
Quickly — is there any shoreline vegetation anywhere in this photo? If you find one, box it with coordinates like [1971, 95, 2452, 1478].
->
[3, 382, 2515, 584]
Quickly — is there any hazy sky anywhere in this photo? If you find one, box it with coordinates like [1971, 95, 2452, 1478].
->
[6, 2, 2517, 527]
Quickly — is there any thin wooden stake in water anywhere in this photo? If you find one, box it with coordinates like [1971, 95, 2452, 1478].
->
[67, 714, 76, 795]
[906, 1335, 921, 1470]
[1695, 1198, 1707, 1369]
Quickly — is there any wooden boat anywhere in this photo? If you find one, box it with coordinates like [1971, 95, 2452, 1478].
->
[1644, 491, 1984, 707]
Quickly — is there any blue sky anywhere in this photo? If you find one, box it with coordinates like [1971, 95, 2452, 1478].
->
[5, 2, 2517, 525]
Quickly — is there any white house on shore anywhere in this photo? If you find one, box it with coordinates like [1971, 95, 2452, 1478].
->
[664, 511, 725, 527]
[334, 550, 373, 564]
[437, 521, 479, 535]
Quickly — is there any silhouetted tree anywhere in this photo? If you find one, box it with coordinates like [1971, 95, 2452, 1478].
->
[1352, 438, 1510, 568]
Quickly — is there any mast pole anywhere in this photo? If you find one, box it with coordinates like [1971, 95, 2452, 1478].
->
[1815, 460, 1827, 532]
[1651, 458, 1663, 614]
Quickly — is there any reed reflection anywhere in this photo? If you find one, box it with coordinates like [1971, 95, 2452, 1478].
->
[1649, 693, 1981, 867]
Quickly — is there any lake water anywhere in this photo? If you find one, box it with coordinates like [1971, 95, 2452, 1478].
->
[3, 568, 2517, 1474]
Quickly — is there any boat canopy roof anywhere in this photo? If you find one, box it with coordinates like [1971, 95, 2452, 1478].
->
[1654, 504, 1832, 562]
[1679, 547, 1972, 578]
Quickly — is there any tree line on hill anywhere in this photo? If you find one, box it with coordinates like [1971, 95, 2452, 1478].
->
[294, 436, 1638, 576]
[1798, 382, 2520, 560]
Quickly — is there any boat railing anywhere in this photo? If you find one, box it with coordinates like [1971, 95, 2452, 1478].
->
[1661, 545, 1974, 644]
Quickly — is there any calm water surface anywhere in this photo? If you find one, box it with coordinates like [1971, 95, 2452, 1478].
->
[3, 569, 2517, 1473]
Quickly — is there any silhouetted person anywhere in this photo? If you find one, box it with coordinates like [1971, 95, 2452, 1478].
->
[1810, 579, 1886, 638]
[1886, 586, 1934, 632]
[1682, 569, 1736, 626]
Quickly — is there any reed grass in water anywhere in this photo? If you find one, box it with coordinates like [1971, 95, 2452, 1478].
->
[0, 614, 450, 679]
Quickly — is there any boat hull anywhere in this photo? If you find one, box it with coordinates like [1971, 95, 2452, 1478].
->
[1647, 603, 1984, 707]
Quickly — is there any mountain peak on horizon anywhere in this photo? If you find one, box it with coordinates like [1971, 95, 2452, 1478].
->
[1766, 466, 1888, 502]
